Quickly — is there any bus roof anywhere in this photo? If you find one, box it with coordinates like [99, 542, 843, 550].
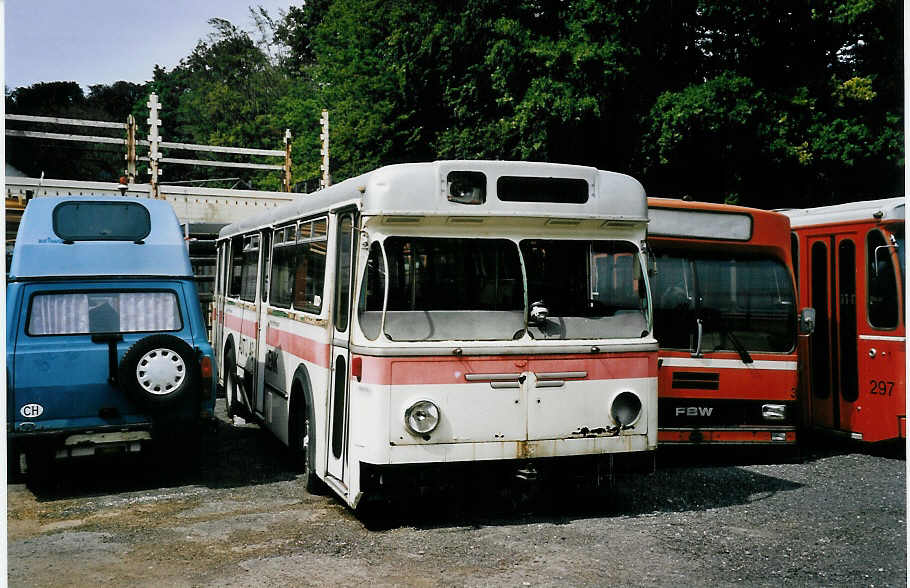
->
[220, 161, 647, 239]
[9, 196, 193, 280]
[647, 197, 791, 243]
[780, 197, 905, 228]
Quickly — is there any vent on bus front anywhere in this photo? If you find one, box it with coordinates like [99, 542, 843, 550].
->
[671, 372, 719, 390]
[497, 176, 589, 204]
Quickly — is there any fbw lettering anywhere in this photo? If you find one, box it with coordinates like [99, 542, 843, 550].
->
[675, 406, 714, 417]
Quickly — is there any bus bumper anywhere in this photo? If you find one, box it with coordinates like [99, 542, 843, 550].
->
[658, 427, 797, 444]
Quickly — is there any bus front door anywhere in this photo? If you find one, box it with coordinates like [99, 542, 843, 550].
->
[326, 212, 356, 487]
[252, 230, 271, 416]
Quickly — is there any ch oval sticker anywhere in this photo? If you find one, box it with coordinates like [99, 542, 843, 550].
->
[20, 403, 44, 418]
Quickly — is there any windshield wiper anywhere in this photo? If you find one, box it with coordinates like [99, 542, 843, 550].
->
[725, 328, 753, 364]
[701, 310, 753, 364]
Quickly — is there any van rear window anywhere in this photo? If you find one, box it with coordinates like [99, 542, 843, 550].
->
[28, 291, 182, 335]
[53, 201, 151, 241]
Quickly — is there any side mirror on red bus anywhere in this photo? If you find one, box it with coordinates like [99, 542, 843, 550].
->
[799, 307, 816, 335]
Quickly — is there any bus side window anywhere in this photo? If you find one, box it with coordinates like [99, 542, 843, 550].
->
[229, 236, 243, 297]
[239, 235, 259, 303]
[270, 227, 295, 308]
[867, 230, 899, 329]
[293, 218, 328, 313]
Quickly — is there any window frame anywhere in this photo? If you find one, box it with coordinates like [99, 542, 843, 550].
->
[25, 288, 184, 337]
[267, 216, 329, 314]
[865, 228, 901, 331]
[52, 201, 151, 242]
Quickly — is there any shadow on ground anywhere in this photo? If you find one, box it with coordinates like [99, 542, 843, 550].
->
[21, 415, 301, 502]
[356, 458, 806, 531]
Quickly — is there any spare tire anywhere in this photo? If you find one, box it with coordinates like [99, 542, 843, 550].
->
[119, 334, 197, 409]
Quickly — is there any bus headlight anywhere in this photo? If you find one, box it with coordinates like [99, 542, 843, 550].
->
[405, 400, 440, 435]
[611, 391, 642, 428]
[762, 404, 786, 421]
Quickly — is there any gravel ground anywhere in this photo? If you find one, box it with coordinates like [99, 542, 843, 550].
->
[7, 400, 906, 587]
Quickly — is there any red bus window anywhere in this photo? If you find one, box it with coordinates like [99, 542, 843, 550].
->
[866, 230, 899, 329]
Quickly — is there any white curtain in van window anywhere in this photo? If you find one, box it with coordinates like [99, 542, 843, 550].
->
[29, 293, 90, 335]
[118, 292, 181, 331]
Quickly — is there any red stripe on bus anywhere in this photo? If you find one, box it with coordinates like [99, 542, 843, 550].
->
[221, 310, 258, 337]
[358, 353, 656, 386]
[266, 326, 332, 369]
[230, 321, 656, 385]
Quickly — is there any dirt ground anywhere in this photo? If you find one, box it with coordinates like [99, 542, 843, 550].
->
[7, 400, 907, 587]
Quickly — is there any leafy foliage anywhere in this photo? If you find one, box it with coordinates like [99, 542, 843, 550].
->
[6, 81, 145, 180]
[5, 1, 903, 205]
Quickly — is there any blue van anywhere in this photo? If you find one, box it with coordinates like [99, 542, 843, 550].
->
[7, 196, 216, 477]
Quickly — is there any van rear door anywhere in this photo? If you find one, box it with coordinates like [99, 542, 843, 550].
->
[11, 283, 188, 432]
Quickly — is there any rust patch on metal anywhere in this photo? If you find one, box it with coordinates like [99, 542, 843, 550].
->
[516, 440, 532, 460]
[570, 426, 614, 437]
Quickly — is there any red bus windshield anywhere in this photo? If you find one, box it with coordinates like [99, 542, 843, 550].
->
[652, 252, 796, 354]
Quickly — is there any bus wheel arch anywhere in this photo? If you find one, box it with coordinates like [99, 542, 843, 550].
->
[290, 365, 325, 495]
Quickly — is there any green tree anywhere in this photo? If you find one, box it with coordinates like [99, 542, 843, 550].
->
[639, 1, 902, 206]
[6, 81, 144, 181]
[140, 15, 297, 189]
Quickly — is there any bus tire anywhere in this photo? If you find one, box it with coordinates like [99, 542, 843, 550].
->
[292, 385, 325, 495]
[224, 346, 252, 421]
[119, 334, 197, 410]
[224, 346, 238, 419]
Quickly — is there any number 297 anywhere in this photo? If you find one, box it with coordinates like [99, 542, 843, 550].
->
[869, 380, 895, 396]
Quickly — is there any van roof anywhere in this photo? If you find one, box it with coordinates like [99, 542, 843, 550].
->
[8, 196, 193, 280]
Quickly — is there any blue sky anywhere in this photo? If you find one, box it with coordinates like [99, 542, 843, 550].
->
[5, 0, 294, 90]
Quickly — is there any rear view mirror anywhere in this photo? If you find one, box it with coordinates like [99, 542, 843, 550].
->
[799, 307, 816, 335]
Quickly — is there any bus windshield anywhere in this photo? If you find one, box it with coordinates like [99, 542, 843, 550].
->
[652, 252, 796, 353]
[520, 239, 649, 340]
[362, 236, 649, 342]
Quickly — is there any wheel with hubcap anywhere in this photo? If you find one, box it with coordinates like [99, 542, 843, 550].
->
[119, 334, 196, 410]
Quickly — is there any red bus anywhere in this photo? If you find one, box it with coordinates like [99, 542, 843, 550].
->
[648, 198, 807, 447]
[783, 197, 905, 443]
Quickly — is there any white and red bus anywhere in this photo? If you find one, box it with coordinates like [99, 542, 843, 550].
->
[213, 161, 658, 509]
[783, 197, 905, 443]
[647, 198, 807, 447]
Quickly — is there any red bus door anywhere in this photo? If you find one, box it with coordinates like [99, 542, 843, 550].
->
[807, 234, 859, 435]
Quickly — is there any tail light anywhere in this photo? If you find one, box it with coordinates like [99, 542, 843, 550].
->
[200, 355, 213, 379]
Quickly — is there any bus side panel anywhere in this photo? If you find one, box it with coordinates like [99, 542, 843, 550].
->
[855, 336, 906, 442]
[262, 315, 332, 449]
[220, 301, 245, 366]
